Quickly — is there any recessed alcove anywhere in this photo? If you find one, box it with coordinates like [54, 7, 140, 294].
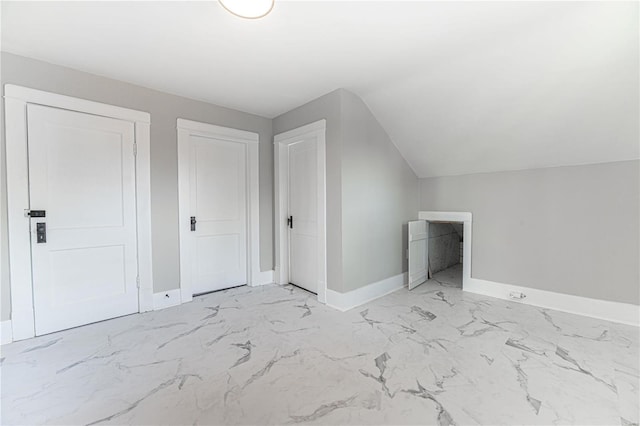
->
[427, 221, 463, 287]
[418, 211, 472, 290]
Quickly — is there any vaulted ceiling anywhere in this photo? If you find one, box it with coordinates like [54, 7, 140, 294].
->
[2, 1, 638, 177]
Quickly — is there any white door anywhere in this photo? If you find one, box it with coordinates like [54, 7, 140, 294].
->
[408, 220, 429, 290]
[27, 104, 139, 335]
[187, 134, 247, 295]
[287, 138, 318, 293]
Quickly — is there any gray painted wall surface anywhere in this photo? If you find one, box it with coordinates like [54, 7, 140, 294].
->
[340, 90, 419, 292]
[420, 160, 640, 305]
[272, 90, 344, 292]
[1, 52, 274, 321]
[272, 89, 419, 293]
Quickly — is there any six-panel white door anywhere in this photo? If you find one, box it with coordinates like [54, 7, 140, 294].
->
[288, 138, 318, 293]
[188, 134, 248, 295]
[27, 104, 139, 335]
[408, 220, 429, 290]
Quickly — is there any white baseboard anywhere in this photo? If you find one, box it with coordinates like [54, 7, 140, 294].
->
[251, 270, 274, 286]
[153, 289, 182, 311]
[466, 278, 640, 327]
[327, 273, 407, 312]
[1, 320, 13, 345]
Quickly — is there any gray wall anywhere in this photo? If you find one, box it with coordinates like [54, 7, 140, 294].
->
[340, 90, 419, 292]
[1, 52, 274, 321]
[272, 90, 344, 292]
[273, 89, 419, 293]
[420, 160, 640, 305]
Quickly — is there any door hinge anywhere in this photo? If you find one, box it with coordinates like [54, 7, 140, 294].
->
[136, 276, 141, 288]
[133, 143, 138, 156]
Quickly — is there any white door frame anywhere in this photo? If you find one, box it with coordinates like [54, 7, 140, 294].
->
[418, 211, 472, 289]
[176, 119, 261, 303]
[4, 85, 154, 341]
[274, 120, 327, 303]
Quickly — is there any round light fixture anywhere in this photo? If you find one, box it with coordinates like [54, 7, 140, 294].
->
[219, 0, 274, 19]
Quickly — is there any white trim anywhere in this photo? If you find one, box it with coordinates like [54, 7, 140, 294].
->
[1, 320, 13, 345]
[418, 211, 472, 290]
[176, 119, 261, 303]
[4, 85, 153, 341]
[466, 278, 640, 327]
[274, 120, 327, 304]
[4, 85, 150, 123]
[273, 119, 326, 142]
[5, 96, 32, 340]
[177, 119, 258, 142]
[418, 211, 471, 223]
[327, 273, 407, 312]
[135, 122, 154, 313]
[253, 270, 275, 286]
[153, 289, 182, 311]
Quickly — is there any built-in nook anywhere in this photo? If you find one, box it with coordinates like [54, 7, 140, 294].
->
[417, 211, 472, 291]
[427, 221, 463, 288]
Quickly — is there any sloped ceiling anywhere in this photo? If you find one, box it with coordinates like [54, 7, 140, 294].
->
[2, 1, 638, 177]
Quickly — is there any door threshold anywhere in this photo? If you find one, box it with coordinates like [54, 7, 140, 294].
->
[193, 284, 247, 297]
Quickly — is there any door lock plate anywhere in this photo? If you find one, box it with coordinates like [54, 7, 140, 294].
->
[36, 222, 47, 243]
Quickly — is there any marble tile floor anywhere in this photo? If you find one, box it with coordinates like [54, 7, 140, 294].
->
[1, 267, 638, 425]
[430, 264, 462, 288]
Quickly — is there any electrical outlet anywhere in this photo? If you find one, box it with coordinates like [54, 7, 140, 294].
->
[509, 291, 526, 300]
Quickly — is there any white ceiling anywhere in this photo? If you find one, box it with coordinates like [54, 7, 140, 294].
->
[2, 1, 638, 177]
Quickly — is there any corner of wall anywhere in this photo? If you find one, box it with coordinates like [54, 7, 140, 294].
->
[338, 89, 420, 293]
[271, 89, 344, 294]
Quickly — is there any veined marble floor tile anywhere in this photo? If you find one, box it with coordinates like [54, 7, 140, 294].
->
[1, 265, 638, 425]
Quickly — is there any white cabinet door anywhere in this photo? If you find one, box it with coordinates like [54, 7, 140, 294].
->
[27, 104, 139, 335]
[408, 220, 429, 290]
[188, 135, 247, 295]
[288, 138, 318, 293]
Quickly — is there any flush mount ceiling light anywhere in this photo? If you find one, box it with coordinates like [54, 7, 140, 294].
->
[219, 0, 275, 19]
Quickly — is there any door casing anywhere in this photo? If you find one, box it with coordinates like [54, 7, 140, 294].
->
[408, 220, 429, 290]
[4, 85, 153, 341]
[176, 119, 262, 303]
[274, 120, 327, 303]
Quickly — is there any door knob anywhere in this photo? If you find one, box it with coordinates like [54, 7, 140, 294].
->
[190, 216, 197, 232]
